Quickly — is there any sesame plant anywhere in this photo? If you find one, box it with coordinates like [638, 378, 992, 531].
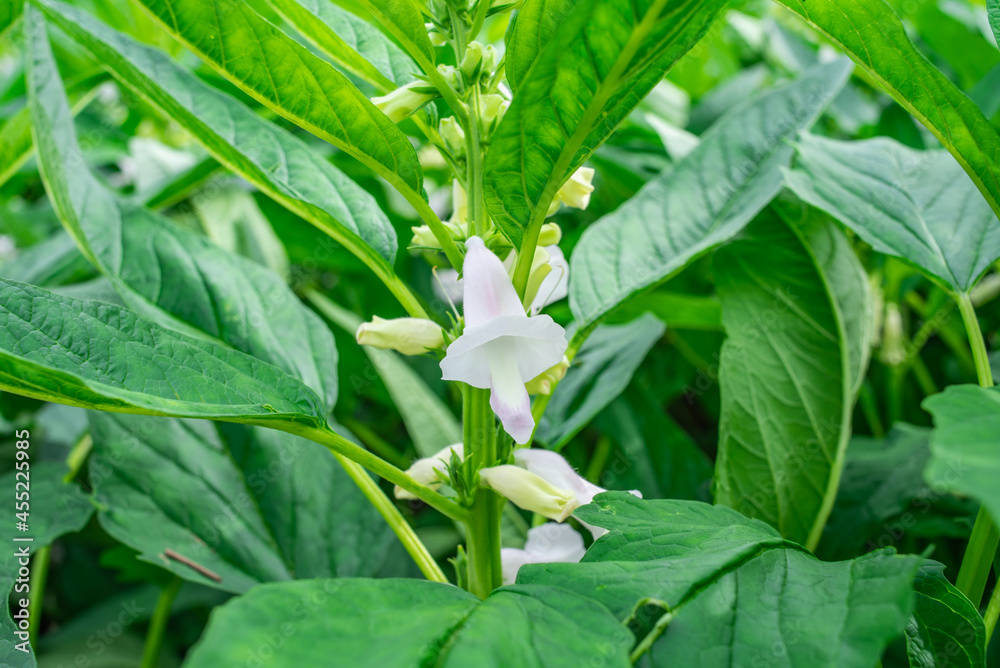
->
[2, 0, 1000, 665]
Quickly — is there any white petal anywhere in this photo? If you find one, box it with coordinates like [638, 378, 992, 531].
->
[501, 523, 585, 584]
[479, 465, 579, 521]
[530, 246, 569, 314]
[500, 548, 533, 585]
[514, 448, 606, 503]
[462, 236, 526, 328]
[393, 443, 464, 500]
[487, 339, 533, 443]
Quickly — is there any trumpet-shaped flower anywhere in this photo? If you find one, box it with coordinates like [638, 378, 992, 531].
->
[479, 465, 578, 521]
[393, 443, 463, 500]
[501, 523, 586, 585]
[440, 237, 567, 442]
[514, 448, 641, 537]
[356, 316, 444, 356]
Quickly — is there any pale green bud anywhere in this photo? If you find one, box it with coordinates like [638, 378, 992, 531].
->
[480, 94, 510, 129]
[439, 117, 466, 157]
[558, 167, 595, 210]
[525, 356, 570, 396]
[356, 316, 444, 355]
[371, 82, 435, 123]
[537, 223, 562, 246]
[461, 41, 498, 80]
[878, 302, 906, 366]
[479, 465, 579, 522]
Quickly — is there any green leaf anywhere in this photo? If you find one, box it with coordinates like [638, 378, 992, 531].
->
[309, 293, 461, 457]
[89, 412, 394, 593]
[0, 231, 93, 287]
[0, 278, 326, 426]
[923, 384, 1000, 522]
[483, 0, 729, 247]
[568, 59, 853, 327]
[26, 7, 339, 409]
[606, 291, 721, 330]
[713, 210, 872, 548]
[905, 561, 986, 668]
[785, 134, 1000, 295]
[125, 0, 423, 196]
[536, 313, 664, 449]
[772, 0, 1000, 228]
[354, 0, 435, 72]
[183, 579, 631, 667]
[521, 493, 921, 668]
[988, 0, 999, 49]
[264, 0, 417, 91]
[33, 0, 400, 267]
[504, 0, 578, 91]
[0, 0, 22, 39]
[0, 462, 92, 667]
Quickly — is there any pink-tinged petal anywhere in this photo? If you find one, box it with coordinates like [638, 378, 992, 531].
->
[462, 236, 526, 328]
[487, 339, 533, 443]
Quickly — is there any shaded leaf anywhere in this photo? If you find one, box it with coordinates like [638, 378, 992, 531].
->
[504, 0, 578, 91]
[569, 59, 852, 327]
[905, 561, 986, 668]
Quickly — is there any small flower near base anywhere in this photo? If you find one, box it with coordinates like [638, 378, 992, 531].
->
[394, 443, 463, 500]
[501, 523, 586, 585]
[479, 465, 578, 521]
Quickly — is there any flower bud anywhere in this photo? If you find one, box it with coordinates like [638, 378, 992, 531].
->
[417, 145, 447, 170]
[878, 302, 906, 366]
[559, 167, 595, 210]
[537, 223, 562, 246]
[439, 117, 466, 157]
[356, 316, 444, 355]
[394, 443, 463, 500]
[450, 180, 469, 229]
[371, 82, 436, 123]
[479, 465, 579, 522]
[480, 94, 509, 129]
[410, 225, 440, 249]
[522, 247, 552, 310]
[461, 41, 498, 80]
[437, 64, 461, 89]
[525, 356, 569, 395]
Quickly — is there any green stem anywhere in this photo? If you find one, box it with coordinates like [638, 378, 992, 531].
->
[857, 382, 885, 439]
[295, 424, 469, 522]
[27, 546, 50, 646]
[64, 432, 93, 482]
[629, 611, 674, 663]
[335, 455, 447, 583]
[954, 292, 998, 606]
[406, 193, 466, 271]
[465, 387, 502, 598]
[984, 581, 1000, 642]
[340, 418, 410, 469]
[139, 576, 182, 668]
[584, 435, 612, 484]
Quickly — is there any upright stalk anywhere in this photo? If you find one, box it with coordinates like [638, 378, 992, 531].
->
[140, 576, 182, 668]
[27, 546, 50, 645]
[464, 387, 502, 598]
[954, 293, 998, 606]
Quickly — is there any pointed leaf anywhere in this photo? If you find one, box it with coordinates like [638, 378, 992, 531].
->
[773, 0, 1000, 228]
[905, 562, 987, 668]
[569, 59, 852, 327]
[504, 0, 578, 91]
[483, 0, 728, 247]
[34, 0, 399, 266]
[713, 210, 871, 548]
[785, 134, 1000, 295]
[990, 0, 999, 49]
[89, 413, 395, 593]
[353, 0, 435, 74]
[184, 579, 631, 667]
[126, 0, 423, 195]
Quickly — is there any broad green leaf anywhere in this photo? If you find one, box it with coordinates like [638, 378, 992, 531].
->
[569, 59, 852, 327]
[184, 579, 631, 667]
[686, 63, 770, 134]
[34, 0, 400, 267]
[598, 387, 711, 500]
[606, 290, 721, 330]
[536, 313, 664, 449]
[923, 384, 1000, 522]
[26, 7, 339, 409]
[905, 562, 986, 668]
[0, 0, 22, 39]
[89, 412, 394, 593]
[0, 278, 326, 425]
[785, 134, 1000, 295]
[125, 0, 423, 196]
[773, 0, 1000, 227]
[354, 0, 434, 72]
[0, 231, 93, 287]
[987, 0, 999, 49]
[0, 462, 92, 667]
[310, 293, 461, 458]
[483, 0, 729, 247]
[713, 211, 871, 548]
[909, 4, 1000, 91]
[504, 0, 578, 91]
[265, 0, 417, 91]
[521, 493, 921, 668]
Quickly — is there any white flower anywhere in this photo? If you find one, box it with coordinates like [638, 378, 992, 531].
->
[530, 246, 569, 315]
[501, 523, 586, 585]
[372, 82, 435, 123]
[356, 316, 444, 356]
[514, 448, 641, 538]
[546, 167, 595, 216]
[440, 237, 567, 443]
[479, 465, 579, 521]
[393, 443, 463, 500]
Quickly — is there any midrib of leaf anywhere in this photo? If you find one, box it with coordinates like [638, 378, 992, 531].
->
[512, 0, 673, 284]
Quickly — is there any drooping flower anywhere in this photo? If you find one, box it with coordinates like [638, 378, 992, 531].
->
[478, 465, 578, 520]
[372, 81, 435, 123]
[514, 448, 641, 537]
[546, 167, 596, 216]
[501, 523, 586, 585]
[393, 443, 463, 500]
[356, 316, 444, 356]
[440, 237, 567, 443]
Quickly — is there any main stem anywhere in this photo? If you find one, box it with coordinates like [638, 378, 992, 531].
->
[140, 576, 182, 668]
[465, 387, 502, 598]
[955, 292, 999, 607]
